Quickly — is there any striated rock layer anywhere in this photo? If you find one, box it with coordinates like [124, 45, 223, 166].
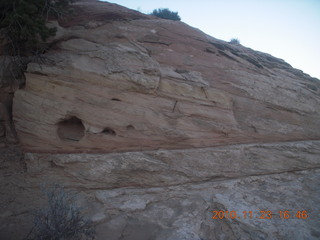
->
[3, 0, 320, 239]
[1, 141, 320, 240]
[12, 0, 320, 153]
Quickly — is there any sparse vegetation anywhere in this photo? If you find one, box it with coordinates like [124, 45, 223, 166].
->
[229, 38, 240, 45]
[0, 0, 73, 57]
[26, 184, 96, 240]
[151, 8, 181, 21]
[0, 0, 74, 93]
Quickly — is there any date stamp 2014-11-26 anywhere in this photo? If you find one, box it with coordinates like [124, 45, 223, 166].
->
[211, 210, 309, 220]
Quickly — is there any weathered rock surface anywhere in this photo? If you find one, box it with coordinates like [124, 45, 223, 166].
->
[1, 0, 320, 239]
[1, 141, 320, 240]
[0, 56, 25, 144]
[25, 140, 320, 189]
[12, 0, 320, 152]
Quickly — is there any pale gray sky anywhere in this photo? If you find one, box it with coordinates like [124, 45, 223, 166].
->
[105, 0, 320, 80]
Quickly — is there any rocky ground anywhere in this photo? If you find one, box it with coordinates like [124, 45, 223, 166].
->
[1, 138, 320, 240]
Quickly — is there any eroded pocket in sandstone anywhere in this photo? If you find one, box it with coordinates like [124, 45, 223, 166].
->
[57, 116, 85, 141]
[126, 125, 135, 131]
[101, 127, 116, 136]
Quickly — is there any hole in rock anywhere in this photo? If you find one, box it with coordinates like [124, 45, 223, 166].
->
[57, 116, 85, 142]
[126, 125, 135, 130]
[175, 68, 188, 74]
[114, 34, 126, 39]
[102, 127, 116, 136]
[111, 98, 121, 101]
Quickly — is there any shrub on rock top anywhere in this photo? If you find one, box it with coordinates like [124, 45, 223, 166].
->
[151, 8, 181, 21]
[229, 38, 240, 45]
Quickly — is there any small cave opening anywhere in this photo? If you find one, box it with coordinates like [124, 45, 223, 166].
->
[111, 98, 121, 101]
[102, 127, 116, 136]
[126, 125, 135, 131]
[57, 116, 85, 142]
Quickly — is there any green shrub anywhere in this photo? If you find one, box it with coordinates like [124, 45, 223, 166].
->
[229, 38, 240, 45]
[26, 184, 96, 240]
[151, 8, 181, 21]
[0, 0, 73, 56]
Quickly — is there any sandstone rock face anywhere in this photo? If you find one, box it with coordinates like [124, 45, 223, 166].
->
[0, 56, 25, 144]
[1, 141, 319, 240]
[25, 141, 320, 189]
[2, 0, 320, 239]
[12, 1, 320, 153]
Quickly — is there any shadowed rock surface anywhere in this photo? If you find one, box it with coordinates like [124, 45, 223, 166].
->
[1, 0, 320, 239]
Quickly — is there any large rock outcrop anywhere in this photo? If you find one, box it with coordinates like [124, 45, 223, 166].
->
[12, 0, 320, 153]
[1, 0, 319, 239]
